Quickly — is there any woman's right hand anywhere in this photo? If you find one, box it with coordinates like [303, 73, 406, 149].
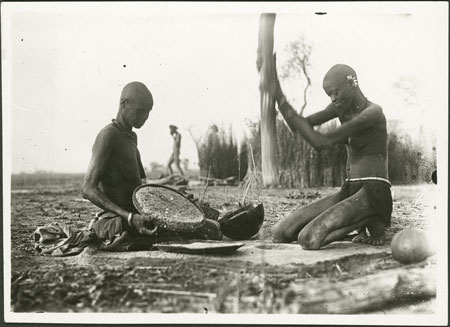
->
[130, 213, 158, 236]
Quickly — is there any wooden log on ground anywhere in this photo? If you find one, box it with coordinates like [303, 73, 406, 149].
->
[257, 13, 279, 187]
[144, 288, 217, 299]
[285, 266, 436, 314]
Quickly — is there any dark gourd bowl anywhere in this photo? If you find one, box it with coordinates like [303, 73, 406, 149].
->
[218, 203, 264, 240]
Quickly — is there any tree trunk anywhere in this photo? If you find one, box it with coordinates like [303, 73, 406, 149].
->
[257, 13, 279, 187]
[285, 266, 435, 314]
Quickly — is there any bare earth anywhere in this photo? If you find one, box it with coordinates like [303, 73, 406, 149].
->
[9, 177, 438, 314]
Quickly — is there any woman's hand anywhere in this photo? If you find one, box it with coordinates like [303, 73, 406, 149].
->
[130, 213, 158, 235]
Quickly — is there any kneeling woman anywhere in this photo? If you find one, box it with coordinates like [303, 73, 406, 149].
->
[271, 64, 392, 250]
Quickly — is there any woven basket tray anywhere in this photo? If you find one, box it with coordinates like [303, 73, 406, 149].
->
[133, 184, 205, 233]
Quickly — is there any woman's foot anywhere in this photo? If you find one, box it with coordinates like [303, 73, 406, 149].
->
[365, 219, 386, 246]
[352, 227, 368, 243]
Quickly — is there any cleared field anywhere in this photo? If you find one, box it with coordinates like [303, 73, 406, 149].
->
[8, 174, 437, 313]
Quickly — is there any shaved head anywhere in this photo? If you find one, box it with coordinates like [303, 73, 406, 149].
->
[120, 81, 153, 108]
[118, 81, 153, 129]
[323, 64, 358, 88]
[322, 64, 362, 109]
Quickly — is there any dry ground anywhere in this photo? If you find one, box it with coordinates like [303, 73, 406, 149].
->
[9, 175, 438, 313]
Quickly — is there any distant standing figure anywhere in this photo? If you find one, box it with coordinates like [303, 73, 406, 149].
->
[207, 124, 220, 178]
[167, 125, 184, 176]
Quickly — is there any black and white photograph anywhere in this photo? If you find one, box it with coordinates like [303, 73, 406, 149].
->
[2, 1, 448, 325]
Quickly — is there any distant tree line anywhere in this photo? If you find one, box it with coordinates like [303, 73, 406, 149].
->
[387, 131, 435, 184]
[184, 118, 435, 187]
[11, 172, 85, 189]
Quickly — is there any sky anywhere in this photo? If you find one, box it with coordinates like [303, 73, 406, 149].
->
[2, 2, 448, 173]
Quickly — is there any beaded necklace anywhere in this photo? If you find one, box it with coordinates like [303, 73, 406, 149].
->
[355, 97, 369, 112]
[111, 119, 135, 140]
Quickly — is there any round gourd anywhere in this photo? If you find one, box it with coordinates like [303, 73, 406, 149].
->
[391, 227, 432, 264]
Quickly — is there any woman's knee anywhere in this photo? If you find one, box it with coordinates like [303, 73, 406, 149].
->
[298, 229, 321, 250]
[271, 222, 289, 243]
[271, 223, 283, 242]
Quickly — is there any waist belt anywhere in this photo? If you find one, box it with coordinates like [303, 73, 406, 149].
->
[346, 177, 391, 187]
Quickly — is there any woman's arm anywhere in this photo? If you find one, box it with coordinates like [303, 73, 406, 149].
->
[305, 103, 338, 126]
[277, 99, 383, 149]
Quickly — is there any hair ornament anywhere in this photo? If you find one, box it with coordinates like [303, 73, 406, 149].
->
[347, 75, 358, 87]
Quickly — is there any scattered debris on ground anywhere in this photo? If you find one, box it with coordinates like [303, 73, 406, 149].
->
[9, 180, 437, 313]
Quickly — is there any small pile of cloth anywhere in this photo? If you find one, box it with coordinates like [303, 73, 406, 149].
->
[33, 222, 96, 257]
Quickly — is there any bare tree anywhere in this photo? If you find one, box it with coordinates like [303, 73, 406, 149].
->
[279, 35, 312, 116]
[187, 125, 205, 174]
[277, 35, 314, 187]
